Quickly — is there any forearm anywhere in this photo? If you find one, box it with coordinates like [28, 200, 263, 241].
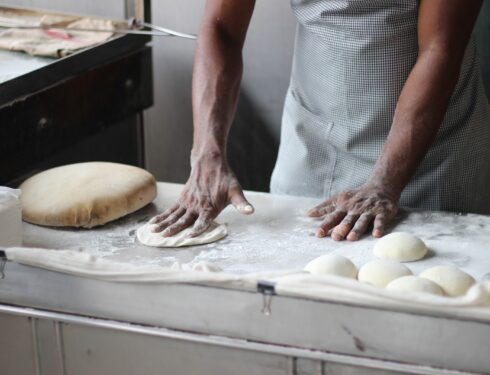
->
[367, 0, 482, 199]
[191, 23, 244, 161]
[367, 52, 461, 197]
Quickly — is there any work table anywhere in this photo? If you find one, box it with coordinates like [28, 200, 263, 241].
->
[22, 182, 490, 278]
[1, 182, 490, 375]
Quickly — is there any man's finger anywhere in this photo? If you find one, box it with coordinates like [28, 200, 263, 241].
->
[151, 207, 186, 232]
[307, 198, 335, 217]
[162, 212, 198, 237]
[316, 210, 346, 237]
[347, 213, 373, 241]
[149, 203, 180, 224]
[331, 214, 359, 241]
[188, 211, 214, 237]
[372, 214, 386, 238]
[230, 187, 254, 215]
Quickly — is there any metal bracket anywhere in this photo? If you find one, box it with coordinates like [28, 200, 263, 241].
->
[0, 250, 7, 280]
[257, 281, 276, 316]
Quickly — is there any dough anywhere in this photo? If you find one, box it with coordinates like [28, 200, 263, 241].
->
[373, 232, 428, 262]
[20, 162, 156, 228]
[137, 222, 227, 248]
[304, 254, 358, 279]
[386, 276, 444, 296]
[420, 265, 476, 297]
[358, 259, 412, 288]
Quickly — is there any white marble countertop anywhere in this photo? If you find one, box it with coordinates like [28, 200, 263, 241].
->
[22, 182, 490, 279]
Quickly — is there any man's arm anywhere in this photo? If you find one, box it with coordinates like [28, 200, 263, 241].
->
[151, 0, 256, 237]
[310, 0, 483, 241]
[369, 0, 483, 198]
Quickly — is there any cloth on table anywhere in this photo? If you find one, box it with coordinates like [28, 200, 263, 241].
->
[4, 247, 490, 322]
[0, 15, 116, 58]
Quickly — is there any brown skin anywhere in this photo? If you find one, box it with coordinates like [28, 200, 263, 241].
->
[309, 0, 483, 241]
[151, 0, 482, 240]
[150, 1, 256, 237]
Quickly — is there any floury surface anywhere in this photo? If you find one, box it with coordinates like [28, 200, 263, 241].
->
[21, 183, 490, 280]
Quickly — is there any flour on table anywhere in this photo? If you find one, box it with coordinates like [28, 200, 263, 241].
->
[137, 222, 227, 248]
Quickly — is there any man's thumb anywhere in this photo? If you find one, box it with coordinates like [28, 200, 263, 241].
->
[230, 191, 254, 215]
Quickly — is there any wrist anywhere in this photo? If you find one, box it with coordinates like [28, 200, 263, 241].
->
[364, 174, 403, 201]
[191, 147, 226, 167]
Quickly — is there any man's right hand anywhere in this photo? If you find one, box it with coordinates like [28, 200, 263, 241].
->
[149, 154, 254, 238]
[150, 1, 256, 238]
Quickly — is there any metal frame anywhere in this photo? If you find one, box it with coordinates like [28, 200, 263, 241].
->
[1, 262, 490, 374]
[0, 304, 478, 375]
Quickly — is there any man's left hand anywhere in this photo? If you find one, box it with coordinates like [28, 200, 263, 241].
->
[307, 185, 399, 241]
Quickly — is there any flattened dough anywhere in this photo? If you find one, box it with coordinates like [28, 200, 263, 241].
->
[386, 276, 444, 296]
[358, 259, 412, 288]
[420, 265, 476, 297]
[137, 222, 227, 248]
[20, 162, 156, 228]
[373, 232, 428, 262]
[304, 254, 357, 279]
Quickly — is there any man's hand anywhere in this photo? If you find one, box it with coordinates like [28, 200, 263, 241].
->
[307, 185, 398, 241]
[149, 155, 254, 238]
[150, 1, 256, 238]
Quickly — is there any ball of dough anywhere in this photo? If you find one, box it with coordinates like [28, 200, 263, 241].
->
[304, 254, 358, 279]
[420, 265, 476, 297]
[373, 232, 428, 262]
[358, 259, 412, 288]
[386, 276, 444, 296]
[20, 162, 156, 228]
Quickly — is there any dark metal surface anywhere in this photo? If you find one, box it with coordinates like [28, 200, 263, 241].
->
[0, 33, 150, 107]
[0, 46, 153, 184]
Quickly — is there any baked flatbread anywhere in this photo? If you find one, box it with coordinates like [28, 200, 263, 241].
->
[20, 162, 156, 228]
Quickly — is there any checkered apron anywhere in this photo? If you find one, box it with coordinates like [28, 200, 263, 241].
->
[270, 0, 490, 214]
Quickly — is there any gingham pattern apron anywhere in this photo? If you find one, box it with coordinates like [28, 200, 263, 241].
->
[270, 0, 490, 214]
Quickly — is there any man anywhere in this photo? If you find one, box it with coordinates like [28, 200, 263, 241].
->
[151, 0, 490, 241]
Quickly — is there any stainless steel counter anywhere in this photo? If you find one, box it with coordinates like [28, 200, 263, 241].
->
[1, 182, 490, 375]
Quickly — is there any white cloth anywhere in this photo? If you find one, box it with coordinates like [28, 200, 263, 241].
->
[4, 247, 490, 321]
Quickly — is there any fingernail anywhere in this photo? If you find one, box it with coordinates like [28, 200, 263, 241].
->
[238, 204, 254, 214]
[149, 217, 157, 224]
[347, 233, 357, 241]
[150, 225, 160, 233]
[316, 228, 325, 238]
